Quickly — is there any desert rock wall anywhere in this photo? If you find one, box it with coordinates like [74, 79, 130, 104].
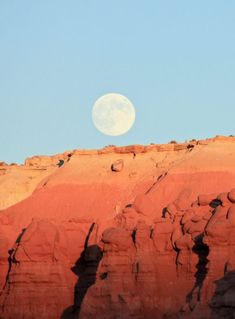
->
[1, 136, 235, 318]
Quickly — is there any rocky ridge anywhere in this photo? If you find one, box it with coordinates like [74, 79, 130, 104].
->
[1, 136, 235, 318]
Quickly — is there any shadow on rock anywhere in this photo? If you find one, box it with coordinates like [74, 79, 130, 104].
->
[186, 235, 209, 311]
[210, 269, 235, 319]
[60, 244, 102, 319]
[60, 306, 76, 319]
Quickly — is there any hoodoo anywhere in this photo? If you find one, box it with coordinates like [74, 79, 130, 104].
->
[1, 136, 235, 318]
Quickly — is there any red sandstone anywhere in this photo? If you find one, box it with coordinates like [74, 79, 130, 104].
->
[1, 136, 235, 318]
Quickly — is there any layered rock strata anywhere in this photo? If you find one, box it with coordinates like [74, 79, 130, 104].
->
[0, 136, 235, 318]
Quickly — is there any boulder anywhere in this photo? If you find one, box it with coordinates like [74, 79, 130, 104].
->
[111, 159, 124, 172]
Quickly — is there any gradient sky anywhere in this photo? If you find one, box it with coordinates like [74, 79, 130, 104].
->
[1, 1, 235, 163]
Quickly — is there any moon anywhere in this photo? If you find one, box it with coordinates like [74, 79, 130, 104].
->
[92, 93, 136, 136]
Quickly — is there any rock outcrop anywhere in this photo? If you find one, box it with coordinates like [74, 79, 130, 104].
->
[1, 136, 235, 318]
[111, 159, 124, 172]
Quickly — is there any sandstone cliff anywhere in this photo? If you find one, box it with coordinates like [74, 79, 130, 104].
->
[1, 136, 235, 318]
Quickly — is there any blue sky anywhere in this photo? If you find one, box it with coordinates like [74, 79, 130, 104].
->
[0, 1, 235, 163]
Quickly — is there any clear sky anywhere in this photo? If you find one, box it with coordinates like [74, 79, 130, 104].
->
[1, 1, 235, 163]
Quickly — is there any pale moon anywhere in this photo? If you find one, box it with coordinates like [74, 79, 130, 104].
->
[92, 93, 136, 136]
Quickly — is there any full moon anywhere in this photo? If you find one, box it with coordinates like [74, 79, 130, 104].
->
[92, 93, 136, 136]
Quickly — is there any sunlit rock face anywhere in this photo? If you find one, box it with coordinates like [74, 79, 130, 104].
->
[1, 136, 235, 319]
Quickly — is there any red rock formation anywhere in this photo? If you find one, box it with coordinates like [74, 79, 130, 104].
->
[77, 188, 235, 319]
[1, 136, 235, 318]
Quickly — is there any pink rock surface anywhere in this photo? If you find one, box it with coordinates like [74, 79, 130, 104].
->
[1, 136, 235, 318]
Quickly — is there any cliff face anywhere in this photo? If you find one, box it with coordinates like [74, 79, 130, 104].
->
[1, 136, 235, 319]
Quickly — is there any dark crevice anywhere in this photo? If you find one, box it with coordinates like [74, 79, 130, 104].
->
[100, 272, 108, 280]
[15, 228, 26, 244]
[84, 223, 95, 250]
[145, 172, 168, 195]
[175, 248, 181, 265]
[67, 154, 72, 162]
[185, 235, 209, 310]
[2, 249, 19, 292]
[209, 199, 221, 208]
[187, 144, 194, 150]
[133, 261, 139, 281]
[131, 229, 136, 244]
[157, 173, 165, 181]
[2, 228, 25, 293]
[162, 207, 167, 218]
[192, 237, 209, 294]
[57, 159, 64, 168]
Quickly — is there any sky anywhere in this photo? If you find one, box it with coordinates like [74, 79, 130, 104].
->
[0, 1, 235, 163]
